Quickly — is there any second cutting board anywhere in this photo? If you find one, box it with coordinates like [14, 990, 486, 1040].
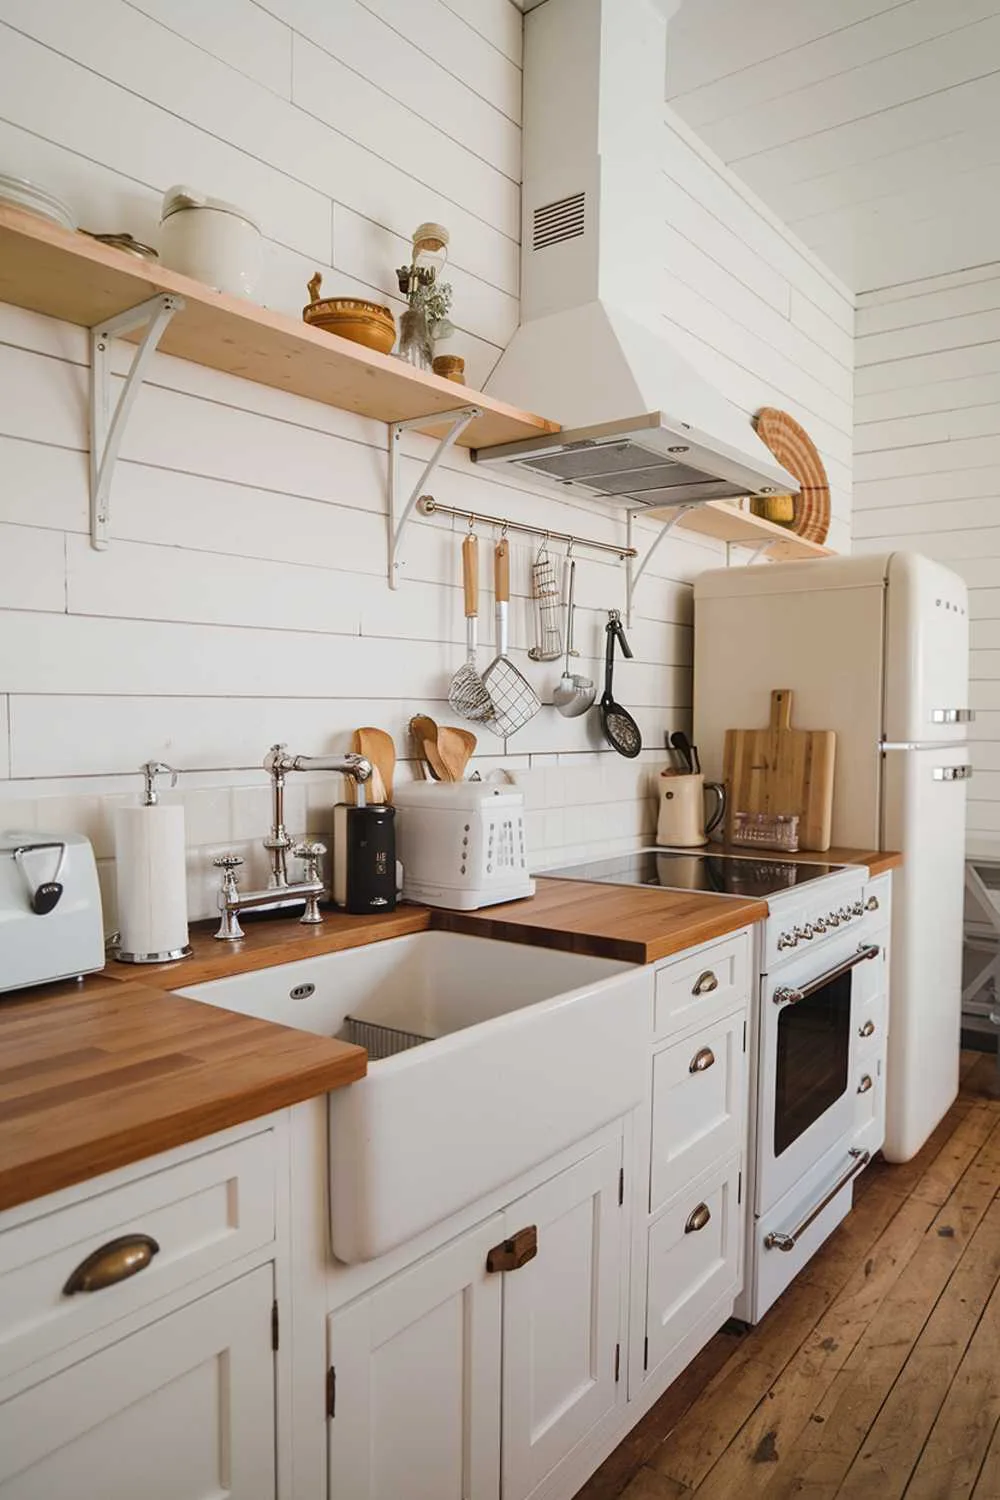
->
[723, 689, 836, 851]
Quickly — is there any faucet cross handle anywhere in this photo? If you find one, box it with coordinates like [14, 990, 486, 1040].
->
[293, 841, 326, 883]
[213, 853, 244, 874]
[293, 841, 327, 926]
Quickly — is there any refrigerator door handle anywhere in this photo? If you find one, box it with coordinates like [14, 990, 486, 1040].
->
[933, 765, 974, 782]
[931, 708, 975, 724]
[881, 741, 969, 751]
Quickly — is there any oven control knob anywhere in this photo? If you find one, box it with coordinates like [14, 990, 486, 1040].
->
[794, 923, 815, 941]
[851, 900, 864, 917]
[812, 917, 828, 934]
[826, 911, 841, 927]
[777, 931, 798, 950]
[865, 895, 880, 912]
[837, 906, 853, 924]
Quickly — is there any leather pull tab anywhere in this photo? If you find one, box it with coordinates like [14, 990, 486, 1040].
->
[32, 881, 63, 915]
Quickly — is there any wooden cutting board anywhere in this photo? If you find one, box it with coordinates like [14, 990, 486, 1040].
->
[723, 689, 836, 851]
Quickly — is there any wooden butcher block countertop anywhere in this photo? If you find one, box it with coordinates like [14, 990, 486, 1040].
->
[0, 848, 899, 1213]
[446, 879, 768, 964]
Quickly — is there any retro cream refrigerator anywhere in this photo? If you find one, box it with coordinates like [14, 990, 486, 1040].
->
[693, 552, 972, 1162]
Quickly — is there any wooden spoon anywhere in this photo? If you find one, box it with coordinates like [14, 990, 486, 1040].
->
[354, 727, 395, 803]
[409, 715, 441, 780]
[438, 725, 472, 782]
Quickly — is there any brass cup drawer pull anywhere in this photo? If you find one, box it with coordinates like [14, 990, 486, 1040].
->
[689, 1046, 716, 1074]
[685, 1202, 711, 1234]
[486, 1225, 538, 1274]
[857, 1074, 874, 1095]
[858, 1019, 876, 1039]
[692, 970, 719, 997]
[63, 1234, 160, 1295]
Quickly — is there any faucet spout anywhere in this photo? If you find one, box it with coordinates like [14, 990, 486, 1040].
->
[263, 745, 373, 784]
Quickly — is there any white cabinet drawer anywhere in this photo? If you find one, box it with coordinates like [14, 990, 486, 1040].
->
[862, 873, 892, 936]
[0, 1129, 276, 1382]
[644, 1155, 740, 1380]
[649, 1010, 746, 1215]
[653, 932, 751, 1041]
[854, 1051, 885, 1150]
[854, 989, 887, 1057]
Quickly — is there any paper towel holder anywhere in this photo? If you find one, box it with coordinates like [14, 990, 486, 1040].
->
[111, 760, 193, 965]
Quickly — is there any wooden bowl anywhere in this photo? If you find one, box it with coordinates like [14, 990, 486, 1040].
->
[302, 277, 396, 354]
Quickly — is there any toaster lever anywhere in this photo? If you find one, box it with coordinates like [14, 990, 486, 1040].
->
[12, 842, 67, 916]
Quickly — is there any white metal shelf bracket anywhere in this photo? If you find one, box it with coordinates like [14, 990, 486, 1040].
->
[625, 504, 697, 627]
[89, 293, 184, 550]
[387, 405, 481, 587]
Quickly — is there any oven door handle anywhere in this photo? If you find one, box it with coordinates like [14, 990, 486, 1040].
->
[764, 1148, 871, 1251]
[772, 943, 880, 1007]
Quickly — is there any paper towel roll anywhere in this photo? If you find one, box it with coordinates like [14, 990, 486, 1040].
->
[113, 803, 190, 960]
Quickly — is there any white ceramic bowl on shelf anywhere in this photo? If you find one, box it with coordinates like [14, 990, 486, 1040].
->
[0, 173, 76, 231]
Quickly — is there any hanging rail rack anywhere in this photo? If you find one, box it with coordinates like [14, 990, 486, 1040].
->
[417, 497, 637, 561]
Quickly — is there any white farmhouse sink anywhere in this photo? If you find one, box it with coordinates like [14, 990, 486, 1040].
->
[176, 930, 649, 1263]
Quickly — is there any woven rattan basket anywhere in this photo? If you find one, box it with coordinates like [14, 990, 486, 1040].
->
[753, 408, 831, 546]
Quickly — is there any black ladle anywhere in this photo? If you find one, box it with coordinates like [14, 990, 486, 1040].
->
[599, 611, 642, 758]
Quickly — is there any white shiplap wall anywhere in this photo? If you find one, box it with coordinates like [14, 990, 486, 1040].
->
[0, 0, 854, 927]
[665, 0, 1000, 290]
[854, 265, 1000, 836]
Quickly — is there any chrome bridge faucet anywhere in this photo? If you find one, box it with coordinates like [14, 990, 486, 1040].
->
[214, 743, 373, 941]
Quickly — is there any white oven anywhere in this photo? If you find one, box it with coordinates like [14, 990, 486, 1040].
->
[755, 929, 881, 1215]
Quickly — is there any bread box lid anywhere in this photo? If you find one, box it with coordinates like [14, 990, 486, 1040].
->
[392, 781, 524, 812]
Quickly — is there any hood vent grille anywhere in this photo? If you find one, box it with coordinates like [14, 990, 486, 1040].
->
[532, 191, 586, 251]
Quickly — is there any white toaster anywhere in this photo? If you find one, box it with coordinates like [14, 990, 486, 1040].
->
[1, 831, 105, 993]
[393, 783, 535, 910]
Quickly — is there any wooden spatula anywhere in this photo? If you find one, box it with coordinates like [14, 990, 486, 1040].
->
[410, 715, 441, 780]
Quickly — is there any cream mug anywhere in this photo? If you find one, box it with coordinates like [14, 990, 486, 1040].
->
[656, 771, 726, 848]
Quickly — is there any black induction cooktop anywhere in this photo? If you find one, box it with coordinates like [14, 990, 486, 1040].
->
[545, 848, 845, 900]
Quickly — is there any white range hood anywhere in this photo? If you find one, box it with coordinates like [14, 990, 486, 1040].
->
[474, 0, 798, 506]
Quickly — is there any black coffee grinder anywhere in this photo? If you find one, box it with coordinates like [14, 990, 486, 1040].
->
[332, 803, 397, 914]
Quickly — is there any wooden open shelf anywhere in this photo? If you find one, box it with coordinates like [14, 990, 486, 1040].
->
[650, 498, 833, 559]
[0, 206, 559, 450]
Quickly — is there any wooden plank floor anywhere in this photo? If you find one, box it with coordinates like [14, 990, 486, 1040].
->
[576, 1050, 1000, 1500]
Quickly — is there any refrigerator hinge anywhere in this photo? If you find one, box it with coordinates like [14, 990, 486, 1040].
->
[271, 1299, 279, 1352]
[326, 1365, 336, 1420]
[618, 1167, 624, 1206]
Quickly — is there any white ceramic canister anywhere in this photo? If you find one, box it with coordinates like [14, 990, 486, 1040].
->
[159, 184, 263, 298]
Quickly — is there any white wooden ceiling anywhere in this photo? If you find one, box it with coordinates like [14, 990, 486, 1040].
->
[665, 0, 1000, 292]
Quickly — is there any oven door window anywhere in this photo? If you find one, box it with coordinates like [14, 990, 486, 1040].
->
[774, 970, 852, 1157]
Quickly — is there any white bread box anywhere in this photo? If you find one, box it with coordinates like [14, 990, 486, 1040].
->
[393, 782, 535, 910]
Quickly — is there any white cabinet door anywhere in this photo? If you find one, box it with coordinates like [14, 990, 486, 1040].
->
[501, 1140, 623, 1500]
[0, 1264, 275, 1500]
[327, 1217, 503, 1500]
